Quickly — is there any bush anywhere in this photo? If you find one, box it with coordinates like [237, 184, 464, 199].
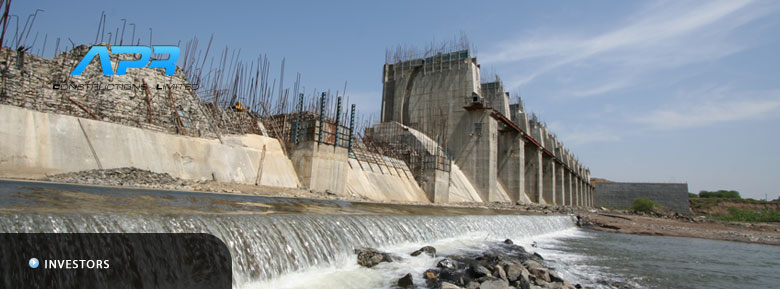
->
[688, 193, 698, 199]
[711, 207, 780, 222]
[699, 190, 741, 199]
[630, 198, 662, 212]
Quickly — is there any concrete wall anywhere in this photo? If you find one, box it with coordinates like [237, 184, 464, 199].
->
[595, 182, 690, 214]
[289, 141, 349, 195]
[497, 132, 530, 204]
[345, 158, 429, 202]
[524, 144, 543, 203]
[450, 110, 501, 202]
[0, 104, 300, 187]
[379, 50, 594, 206]
[447, 162, 484, 203]
[542, 157, 556, 205]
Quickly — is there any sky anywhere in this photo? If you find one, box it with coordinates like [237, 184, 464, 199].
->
[11, 0, 780, 200]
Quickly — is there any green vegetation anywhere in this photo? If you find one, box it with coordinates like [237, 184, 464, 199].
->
[690, 197, 780, 210]
[688, 193, 698, 199]
[629, 197, 663, 212]
[711, 207, 780, 222]
[699, 190, 741, 199]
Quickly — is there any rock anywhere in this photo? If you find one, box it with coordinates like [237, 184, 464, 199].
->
[423, 269, 439, 280]
[441, 282, 462, 289]
[423, 269, 442, 288]
[354, 248, 393, 268]
[479, 277, 511, 289]
[523, 260, 542, 270]
[397, 273, 415, 289]
[505, 263, 529, 283]
[548, 270, 564, 283]
[529, 267, 551, 283]
[465, 281, 480, 289]
[468, 262, 492, 278]
[503, 239, 514, 245]
[493, 265, 507, 281]
[437, 258, 457, 270]
[534, 279, 550, 288]
[532, 252, 544, 261]
[411, 246, 437, 257]
[475, 252, 504, 268]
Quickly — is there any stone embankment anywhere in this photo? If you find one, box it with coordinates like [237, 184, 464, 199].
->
[44, 167, 370, 202]
[355, 240, 636, 289]
[578, 208, 780, 246]
[38, 167, 582, 213]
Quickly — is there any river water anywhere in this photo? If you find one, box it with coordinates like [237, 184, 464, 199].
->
[1, 180, 778, 289]
[535, 229, 780, 289]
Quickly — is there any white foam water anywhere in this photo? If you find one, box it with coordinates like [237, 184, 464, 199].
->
[0, 213, 577, 288]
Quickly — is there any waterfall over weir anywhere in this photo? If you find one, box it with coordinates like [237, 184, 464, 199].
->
[1, 213, 574, 287]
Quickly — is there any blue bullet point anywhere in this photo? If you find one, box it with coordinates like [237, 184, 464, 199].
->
[29, 258, 39, 269]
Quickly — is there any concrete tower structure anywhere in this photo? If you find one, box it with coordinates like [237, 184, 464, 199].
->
[378, 47, 594, 205]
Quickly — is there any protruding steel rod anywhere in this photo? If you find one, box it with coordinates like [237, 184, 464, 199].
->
[293, 93, 303, 144]
[334, 96, 342, 147]
[348, 104, 356, 153]
[318, 92, 326, 145]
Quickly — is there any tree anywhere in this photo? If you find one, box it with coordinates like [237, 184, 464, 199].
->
[630, 198, 662, 212]
[699, 190, 741, 199]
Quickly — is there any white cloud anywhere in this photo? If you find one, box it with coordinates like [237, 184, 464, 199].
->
[481, 0, 775, 91]
[548, 121, 622, 146]
[633, 96, 780, 130]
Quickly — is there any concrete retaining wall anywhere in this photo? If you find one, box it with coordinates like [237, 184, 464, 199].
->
[345, 158, 429, 202]
[289, 142, 349, 195]
[595, 182, 690, 214]
[0, 105, 300, 188]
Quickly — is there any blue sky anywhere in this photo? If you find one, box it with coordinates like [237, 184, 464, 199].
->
[13, 0, 780, 199]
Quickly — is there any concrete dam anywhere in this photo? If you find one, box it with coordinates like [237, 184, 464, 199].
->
[0, 43, 593, 207]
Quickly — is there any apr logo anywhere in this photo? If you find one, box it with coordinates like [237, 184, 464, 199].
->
[70, 46, 179, 76]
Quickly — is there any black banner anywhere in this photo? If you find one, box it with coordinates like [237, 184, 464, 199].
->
[0, 233, 232, 289]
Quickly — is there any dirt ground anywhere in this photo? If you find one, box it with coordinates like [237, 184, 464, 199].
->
[580, 211, 780, 246]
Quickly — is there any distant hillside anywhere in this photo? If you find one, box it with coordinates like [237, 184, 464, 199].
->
[590, 177, 613, 186]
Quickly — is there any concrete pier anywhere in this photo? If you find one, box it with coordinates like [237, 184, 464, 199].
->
[542, 157, 556, 205]
[373, 47, 596, 205]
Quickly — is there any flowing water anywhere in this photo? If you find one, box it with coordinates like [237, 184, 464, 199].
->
[0, 180, 575, 288]
[2, 180, 778, 289]
[533, 229, 780, 289]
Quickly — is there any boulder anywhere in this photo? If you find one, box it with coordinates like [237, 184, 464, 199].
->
[437, 258, 457, 270]
[355, 248, 393, 268]
[397, 273, 415, 289]
[423, 269, 439, 280]
[441, 282, 462, 289]
[411, 246, 437, 257]
[468, 262, 491, 278]
[479, 277, 511, 289]
[503, 239, 514, 245]
[529, 266, 551, 283]
[505, 263, 529, 283]
[523, 260, 543, 271]
[548, 270, 564, 283]
[493, 265, 507, 281]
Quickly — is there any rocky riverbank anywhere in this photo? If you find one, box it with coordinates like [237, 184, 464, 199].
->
[578, 209, 780, 246]
[354, 240, 636, 289]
